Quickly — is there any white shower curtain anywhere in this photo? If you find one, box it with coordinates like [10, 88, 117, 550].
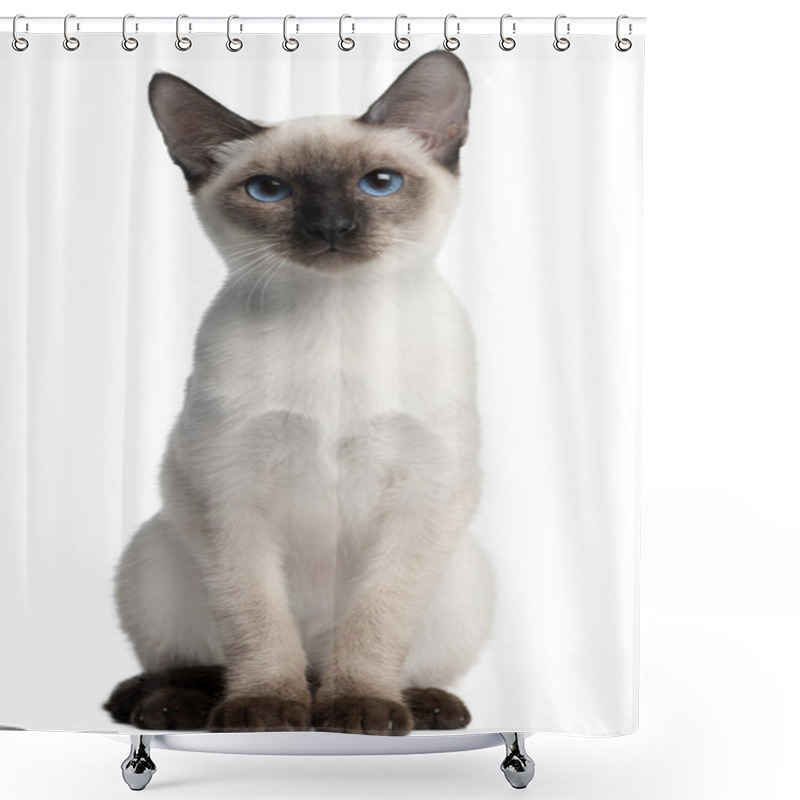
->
[0, 19, 643, 737]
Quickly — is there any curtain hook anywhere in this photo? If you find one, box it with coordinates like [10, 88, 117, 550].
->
[12, 14, 29, 51]
[122, 14, 139, 51]
[615, 14, 632, 51]
[175, 14, 192, 50]
[63, 13, 80, 51]
[443, 14, 460, 51]
[226, 15, 243, 51]
[499, 14, 516, 51]
[553, 14, 570, 52]
[394, 14, 410, 51]
[338, 14, 355, 51]
[282, 15, 299, 51]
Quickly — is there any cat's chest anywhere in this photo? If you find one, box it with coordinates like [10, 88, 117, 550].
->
[197, 280, 466, 432]
[257, 312, 408, 422]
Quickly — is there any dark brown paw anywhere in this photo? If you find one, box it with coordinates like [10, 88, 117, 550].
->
[312, 695, 414, 735]
[207, 696, 311, 732]
[103, 666, 225, 725]
[104, 674, 154, 724]
[402, 687, 471, 730]
[130, 686, 217, 730]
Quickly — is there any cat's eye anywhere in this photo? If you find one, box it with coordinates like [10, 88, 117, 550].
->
[358, 169, 403, 197]
[245, 175, 292, 203]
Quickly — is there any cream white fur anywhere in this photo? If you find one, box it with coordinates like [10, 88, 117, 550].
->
[115, 114, 494, 709]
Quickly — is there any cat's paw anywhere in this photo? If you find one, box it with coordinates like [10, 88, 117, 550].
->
[130, 686, 217, 730]
[207, 696, 311, 732]
[103, 666, 226, 725]
[104, 674, 154, 724]
[312, 695, 414, 735]
[402, 687, 471, 730]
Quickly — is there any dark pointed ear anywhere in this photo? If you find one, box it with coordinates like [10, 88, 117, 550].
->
[359, 50, 471, 173]
[148, 72, 264, 190]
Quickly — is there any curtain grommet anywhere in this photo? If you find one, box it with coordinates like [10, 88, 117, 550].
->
[615, 15, 632, 51]
[121, 14, 139, 51]
[282, 15, 299, 52]
[338, 14, 355, 51]
[443, 14, 460, 51]
[226, 15, 243, 52]
[12, 15, 29, 51]
[499, 14, 516, 51]
[63, 13, 80, 51]
[553, 14, 570, 52]
[175, 14, 192, 51]
[394, 15, 411, 51]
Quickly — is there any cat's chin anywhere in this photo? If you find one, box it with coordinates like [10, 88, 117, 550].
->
[293, 247, 375, 274]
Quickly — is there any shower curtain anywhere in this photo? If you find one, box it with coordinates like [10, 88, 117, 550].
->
[0, 16, 643, 743]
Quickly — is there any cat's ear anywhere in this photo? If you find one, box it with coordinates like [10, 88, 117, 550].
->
[359, 51, 471, 173]
[149, 73, 265, 190]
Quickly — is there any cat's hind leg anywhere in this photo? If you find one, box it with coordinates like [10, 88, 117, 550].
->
[109, 512, 226, 729]
[115, 512, 224, 671]
[401, 533, 495, 730]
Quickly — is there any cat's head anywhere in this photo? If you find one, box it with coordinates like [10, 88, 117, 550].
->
[149, 51, 470, 277]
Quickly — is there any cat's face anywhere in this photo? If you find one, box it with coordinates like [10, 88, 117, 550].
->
[149, 52, 471, 276]
[196, 117, 459, 273]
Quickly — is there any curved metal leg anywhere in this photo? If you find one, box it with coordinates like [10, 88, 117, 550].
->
[121, 735, 157, 791]
[500, 732, 535, 789]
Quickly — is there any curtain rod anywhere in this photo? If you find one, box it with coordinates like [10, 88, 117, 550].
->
[1, 16, 646, 37]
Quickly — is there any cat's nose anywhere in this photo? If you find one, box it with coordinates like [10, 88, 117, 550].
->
[302, 219, 358, 244]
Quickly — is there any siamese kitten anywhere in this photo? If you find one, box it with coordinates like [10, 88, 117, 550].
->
[105, 51, 494, 735]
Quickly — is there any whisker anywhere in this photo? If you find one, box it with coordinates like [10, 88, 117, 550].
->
[228, 259, 272, 293]
[258, 261, 286, 309]
[245, 262, 280, 310]
[220, 241, 270, 257]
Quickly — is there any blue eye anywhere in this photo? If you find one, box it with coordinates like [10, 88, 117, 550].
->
[245, 175, 292, 203]
[358, 169, 403, 197]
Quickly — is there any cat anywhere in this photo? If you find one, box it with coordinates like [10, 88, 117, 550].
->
[104, 50, 495, 736]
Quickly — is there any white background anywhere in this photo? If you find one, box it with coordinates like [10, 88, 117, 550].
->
[1, 0, 798, 799]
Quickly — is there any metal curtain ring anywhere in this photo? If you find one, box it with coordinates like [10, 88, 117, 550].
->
[499, 13, 516, 51]
[615, 14, 632, 51]
[443, 14, 460, 51]
[63, 13, 80, 51]
[553, 14, 570, 51]
[283, 15, 299, 51]
[338, 14, 355, 51]
[12, 14, 29, 51]
[226, 15, 243, 51]
[122, 14, 139, 51]
[175, 14, 192, 50]
[394, 14, 410, 50]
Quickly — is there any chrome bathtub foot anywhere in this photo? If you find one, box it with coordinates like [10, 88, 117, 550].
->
[500, 732, 535, 789]
[121, 735, 156, 791]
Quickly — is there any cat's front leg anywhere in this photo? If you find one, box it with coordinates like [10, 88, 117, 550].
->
[196, 412, 321, 732]
[203, 523, 312, 731]
[313, 413, 477, 735]
[208, 536, 311, 731]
